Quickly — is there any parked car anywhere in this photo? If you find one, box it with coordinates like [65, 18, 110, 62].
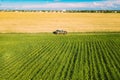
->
[53, 30, 67, 34]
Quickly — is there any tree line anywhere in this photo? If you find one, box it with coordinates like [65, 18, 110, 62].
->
[0, 10, 120, 13]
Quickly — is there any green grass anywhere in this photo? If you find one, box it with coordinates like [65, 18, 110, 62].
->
[0, 33, 120, 80]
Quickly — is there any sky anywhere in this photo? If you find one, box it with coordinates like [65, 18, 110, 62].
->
[0, 0, 120, 10]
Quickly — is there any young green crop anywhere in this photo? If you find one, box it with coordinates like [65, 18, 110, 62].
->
[0, 33, 120, 80]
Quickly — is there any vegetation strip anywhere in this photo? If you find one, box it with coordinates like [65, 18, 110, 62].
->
[0, 33, 120, 80]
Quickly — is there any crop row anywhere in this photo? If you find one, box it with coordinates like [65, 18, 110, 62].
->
[0, 33, 120, 80]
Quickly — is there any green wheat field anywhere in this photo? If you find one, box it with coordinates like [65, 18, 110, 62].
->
[0, 33, 120, 80]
